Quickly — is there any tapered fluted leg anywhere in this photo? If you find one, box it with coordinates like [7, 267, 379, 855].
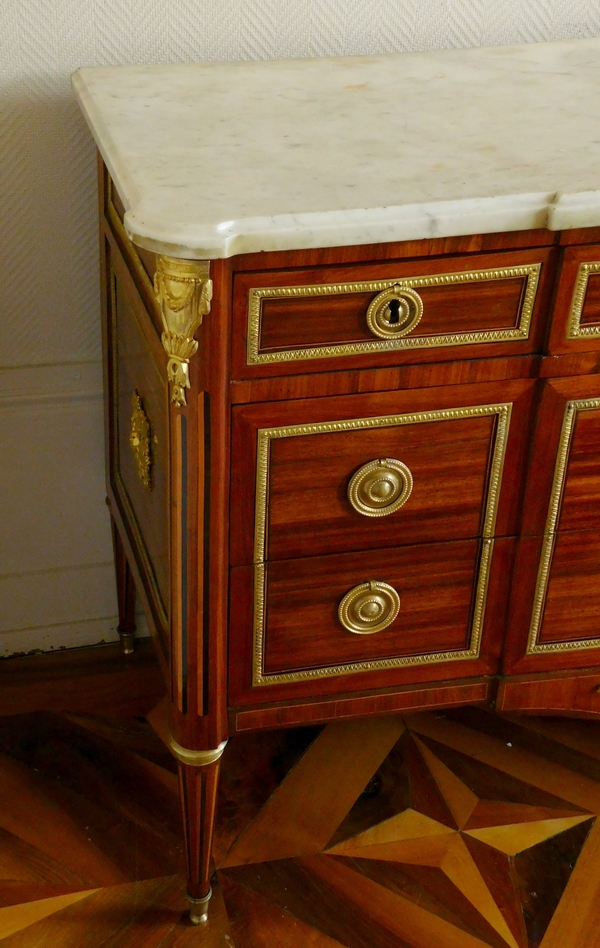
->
[110, 516, 136, 655]
[170, 738, 227, 923]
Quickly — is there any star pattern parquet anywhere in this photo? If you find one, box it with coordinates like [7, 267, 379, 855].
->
[2, 702, 600, 946]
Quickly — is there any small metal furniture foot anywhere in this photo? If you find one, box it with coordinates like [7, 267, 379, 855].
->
[118, 628, 135, 655]
[188, 888, 212, 925]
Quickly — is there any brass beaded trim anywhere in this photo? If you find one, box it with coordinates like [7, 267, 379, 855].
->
[246, 264, 541, 365]
[527, 397, 600, 655]
[565, 262, 600, 339]
[252, 402, 511, 686]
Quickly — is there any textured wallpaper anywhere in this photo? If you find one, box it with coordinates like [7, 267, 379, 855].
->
[1, 0, 600, 368]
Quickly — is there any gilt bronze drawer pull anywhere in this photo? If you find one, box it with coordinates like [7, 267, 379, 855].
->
[366, 284, 423, 339]
[348, 458, 413, 517]
[338, 580, 401, 634]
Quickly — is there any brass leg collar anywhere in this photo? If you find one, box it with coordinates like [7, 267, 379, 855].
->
[168, 736, 227, 767]
[188, 888, 212, 925]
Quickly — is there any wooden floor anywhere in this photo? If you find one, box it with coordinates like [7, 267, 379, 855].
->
[2, 650, 600, 945]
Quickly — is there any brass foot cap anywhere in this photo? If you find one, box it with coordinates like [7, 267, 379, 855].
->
[118, 630, 135, 655]
[188, 888, 212, 925]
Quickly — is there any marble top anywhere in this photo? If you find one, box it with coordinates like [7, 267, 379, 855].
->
[72, 38, 600, 260]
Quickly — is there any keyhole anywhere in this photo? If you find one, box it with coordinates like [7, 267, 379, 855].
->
[388, 299, 401, 324]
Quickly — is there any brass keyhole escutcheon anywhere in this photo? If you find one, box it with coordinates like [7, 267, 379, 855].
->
[348, 458, 413, 517]
[338, 580, 400, 634]
[366, 284, 423, 339]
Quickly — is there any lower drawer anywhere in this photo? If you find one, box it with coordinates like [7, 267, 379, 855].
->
[229, 536, 515, 704]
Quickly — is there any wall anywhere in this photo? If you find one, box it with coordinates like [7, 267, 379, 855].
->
[1, 0, 599, 656]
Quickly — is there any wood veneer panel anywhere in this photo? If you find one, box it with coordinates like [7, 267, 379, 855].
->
[558, 227, 600, 246]
[556, 410, 600, 532]
[262, 540, 479, 675]
[503, 529, 600, 676]
[169, 256, 233, 750]
[579, 273, 600, 327]
[498, 670, 600, 717]
[229, 536, 514, 705]
[257, 276, 526, 351]
[231, 354, 540, 405]
[537, 531, 600, 645]
[232, 680, 490, 731]
[519, 375, 600, 538]
[265, 415, 495, 561]
[113, 271, 170, 615]
[539, 352, 600, 379]
[231, 378, 535, 567]
[232, 248, 555, 379]
[232, 229, 556, 273]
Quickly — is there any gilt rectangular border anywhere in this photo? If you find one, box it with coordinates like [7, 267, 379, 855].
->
[252, 402, 512, 686]
[527, 397, 600, 655]
[246, 264, 541, 365]
[565, 262, 600, 339]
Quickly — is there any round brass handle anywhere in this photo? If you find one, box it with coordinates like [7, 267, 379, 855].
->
[366, 284, 423, 339]
[338, 580, 400, 634]
[348, 458, 413, 517]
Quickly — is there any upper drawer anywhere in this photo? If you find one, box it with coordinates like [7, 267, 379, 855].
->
[232, 248, 555, 378]
[548, 244, 600, 354]
[230, 378, 536, 566]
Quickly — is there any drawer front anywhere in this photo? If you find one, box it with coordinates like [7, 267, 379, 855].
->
[257, 540, 483, 679]
[232, 248, 553, 377]
[548, 245, 600, 354]
[229, 536, 515, 703]
[230, 379, 536, 566]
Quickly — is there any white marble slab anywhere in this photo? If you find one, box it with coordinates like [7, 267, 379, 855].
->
[72, 39, 600, 260]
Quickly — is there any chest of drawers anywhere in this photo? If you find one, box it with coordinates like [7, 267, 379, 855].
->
[73, 38, 600, 923]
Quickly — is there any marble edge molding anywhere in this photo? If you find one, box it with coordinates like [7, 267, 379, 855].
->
[122, 191, 591, 261]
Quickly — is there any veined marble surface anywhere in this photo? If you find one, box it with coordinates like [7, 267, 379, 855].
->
[73, 39, 600, 260]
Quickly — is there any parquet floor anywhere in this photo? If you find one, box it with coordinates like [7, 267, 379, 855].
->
[2, 660, 600, 946]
